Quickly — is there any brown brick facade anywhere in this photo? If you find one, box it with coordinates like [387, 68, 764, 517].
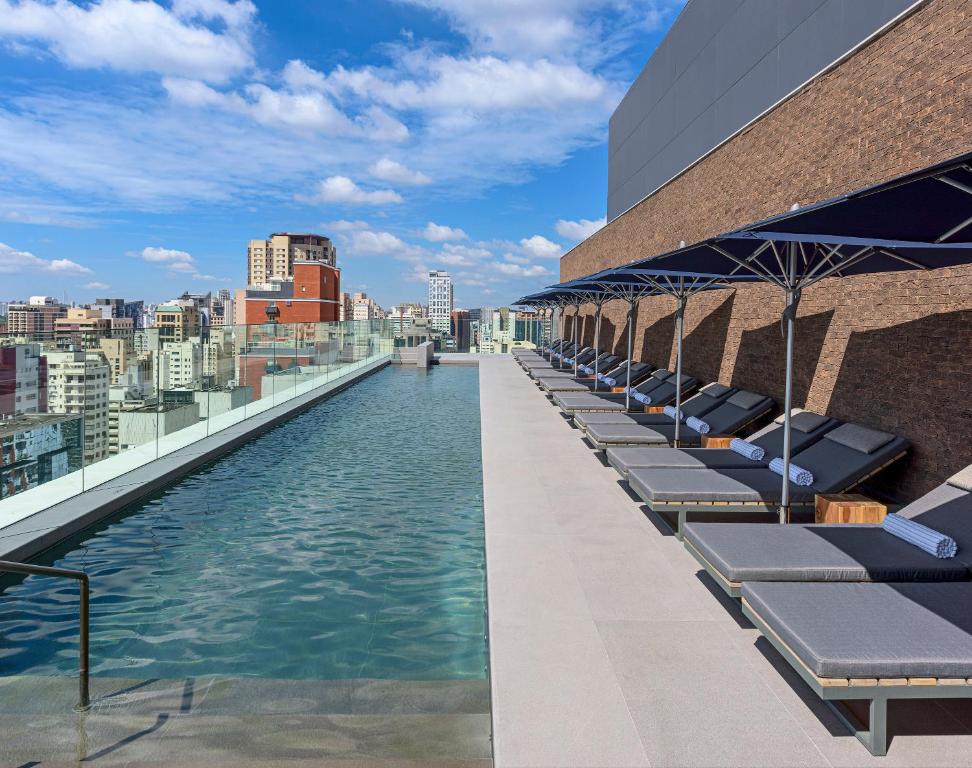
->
[560, 0, 972, 500]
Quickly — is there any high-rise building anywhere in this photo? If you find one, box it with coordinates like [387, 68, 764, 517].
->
[475, 307, 518, 354]
[351, 292, 381, 321]
[94, 298, 145, 329]
[247, 233, 337, 286]
[428, 271, 453, 333]
[54, 308, 111, 349]
[0, 343, 47, 417]
[155, 302, 201, 345]
[387, 303, 426, 335]
[6, 297, 67, 338]
[46, 350, 111, 464]
[451, 310, 471, 352]
[159, 340, 203, 390]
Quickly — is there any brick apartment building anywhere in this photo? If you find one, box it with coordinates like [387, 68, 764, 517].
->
[242, 260, 341, 326]
[560, 0, 971, 499]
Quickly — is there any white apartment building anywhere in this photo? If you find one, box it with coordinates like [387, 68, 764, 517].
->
[159, 339, 203, 390]
[247, 233, 336, 285]
[387, 303, 427, 335]
[476, 307, 518, 354]
[427, 271, 453, 333]
[351, 292, 382, 321]
[46, 350, 110, 464]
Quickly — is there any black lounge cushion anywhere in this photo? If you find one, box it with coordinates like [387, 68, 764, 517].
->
[789, 410, 831, 433]
[825, 422, 895, 454]
[608, 447, 768, 473]
[900, 482, 972, 568]
[588, 423, 671, 445]
[726, 390, 766, 410]
[702, 382, 733, 398]
[684, 521, 970, 584]
[742, 581, 972, 679]
[791, 430, 910, 493]
[627, 467, 816, 504]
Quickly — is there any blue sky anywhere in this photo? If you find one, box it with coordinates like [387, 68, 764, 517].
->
[0, 0, 683, 309]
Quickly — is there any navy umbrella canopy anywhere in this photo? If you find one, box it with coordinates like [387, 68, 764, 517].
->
[633, 151, 972, 521]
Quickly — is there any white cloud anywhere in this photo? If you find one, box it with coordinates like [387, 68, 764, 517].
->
[503, 251, 530, 265]
[555, 216, 605, 240]
[323, 219, 370, 231]
[300, 176, 402, 205]
[520, 234, 562, 259]
[422, 221, 468, 242]
[85, 281, 110, 290]
[348, 229, 406, 255]
[0, 0, 256, 83]
[141, 246, 193, 263]
[0, 241, 91, 273]
[494, 261, 551, 278]
[369, 157, 431, 185]
[437, 242, 490, 266]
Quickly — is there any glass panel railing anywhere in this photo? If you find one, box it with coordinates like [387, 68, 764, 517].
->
[390, 315, 550, 356]
[0, 319, 395, 523]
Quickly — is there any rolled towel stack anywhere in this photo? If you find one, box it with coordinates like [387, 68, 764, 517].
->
[631, 391, 651, 405]
[729, 438, 765, 461]
[882, 514, 957, 558]
[602, 376, 617, 387]
[663, 405, 684, 421]
[769, 457, 814, 486]
[686, 416, 710, 434]
[579, 365, 593, 375]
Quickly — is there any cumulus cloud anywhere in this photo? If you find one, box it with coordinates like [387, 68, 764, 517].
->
[0, 241, 91, 273]
[555, 216, 605, 240]
[85, 281, 110, 290]
[519, 234, 562, 259]
[0, 0, 256, 83]
[323, 219, 371, 231]
[494, 261, 551, 278]
[369, 157, 431, 185]
[348, 229, 407, 255]
[141, 246, 194, 263]
[300, 176, 403, 205]
[422, 221, 468, 242]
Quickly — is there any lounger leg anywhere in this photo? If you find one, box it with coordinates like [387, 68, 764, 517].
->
[866, 697, 888, 757]
[676, 509, 687, 541]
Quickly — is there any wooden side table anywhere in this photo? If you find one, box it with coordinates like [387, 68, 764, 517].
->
[815, 494, 888, 524]
[645, 405, 666, 414]
[700, 434, 734, 448]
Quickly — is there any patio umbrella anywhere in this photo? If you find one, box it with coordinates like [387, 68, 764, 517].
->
[643, 151, 972, 521]
[555, 278, 618, 390]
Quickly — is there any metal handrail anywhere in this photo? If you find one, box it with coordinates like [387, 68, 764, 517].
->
[0, 560, 90, 710]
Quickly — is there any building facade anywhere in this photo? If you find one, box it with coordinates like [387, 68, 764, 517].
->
[241, 261, 341, 325]
[428, 271, 454, 333]
[561, 0, 971, 499]
[0, 343, 47, 417]
[6, 297, 67, 338]
[45, 350, 110, 464]
[247, 232, 337, 285]
[155, 302, 201, 344]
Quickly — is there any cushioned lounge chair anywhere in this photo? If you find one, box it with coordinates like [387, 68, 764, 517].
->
[552, 370, 692, 414]
[584, 389, 774, 450]
[530, 348, 600, 378]
[742, 578, 972, 755]
[626, 422, 910, 538]
[606, 409, 836, 477]
[683, 464, 972, 598]
[535, 357, 633, 392]
[519, 343, 581, 370]
[573, 383, 737, 433]
[532, 351, 615, 383]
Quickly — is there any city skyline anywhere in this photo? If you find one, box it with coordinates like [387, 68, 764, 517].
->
[0, 0, 684, 308]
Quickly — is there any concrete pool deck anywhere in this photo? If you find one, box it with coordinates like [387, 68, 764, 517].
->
[479, 354, 972, 768]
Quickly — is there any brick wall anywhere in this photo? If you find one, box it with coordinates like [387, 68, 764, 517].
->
[561, 0, 972, 500]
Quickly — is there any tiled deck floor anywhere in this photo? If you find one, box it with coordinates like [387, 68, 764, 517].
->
[480, 355, 972, 768]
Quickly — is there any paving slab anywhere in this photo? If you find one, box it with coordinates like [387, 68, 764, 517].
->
[478, 355, 972, 768]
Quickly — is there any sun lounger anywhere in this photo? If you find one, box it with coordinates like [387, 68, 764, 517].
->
[531, 352, 617, 383]
[683, 464, 972, 599]
[606, 409, 835, 477]
[519, 344, 582, 370]
[535, 355, 632, 392]
[573, 383, 737, 432]
[552, 370, 693, 413]
[742, 579, 972, 755]
[584, 389, 773, 450]
[626, 422, 910, 537]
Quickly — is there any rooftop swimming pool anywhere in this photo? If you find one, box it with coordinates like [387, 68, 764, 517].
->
[0, 366, 487, 682]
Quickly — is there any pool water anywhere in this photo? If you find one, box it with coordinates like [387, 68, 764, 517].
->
[0, 366, 486, 681]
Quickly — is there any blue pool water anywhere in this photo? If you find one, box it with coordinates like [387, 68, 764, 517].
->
[0, 366, 486, 681]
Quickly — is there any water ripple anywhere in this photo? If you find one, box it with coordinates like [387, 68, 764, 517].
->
[0, 367, 487, 680]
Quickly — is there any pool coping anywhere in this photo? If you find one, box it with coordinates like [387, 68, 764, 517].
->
[0, 356, 390, 563]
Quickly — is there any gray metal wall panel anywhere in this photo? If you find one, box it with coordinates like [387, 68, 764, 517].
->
[607, 0, 921, 221]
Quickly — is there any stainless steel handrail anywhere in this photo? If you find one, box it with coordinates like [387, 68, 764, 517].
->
[0, 560, 90, 710]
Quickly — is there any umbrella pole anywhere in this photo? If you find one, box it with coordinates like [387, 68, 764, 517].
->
[625, 298, 634, 411]
[592, 302, 602, 391]
[674, 291, 685, 447]
[780, 244, 801, 524]
[574, 304, 580, 379]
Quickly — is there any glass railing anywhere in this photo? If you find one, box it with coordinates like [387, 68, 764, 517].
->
[0, 319, 395, 522]
[390, 317, 550, 355]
